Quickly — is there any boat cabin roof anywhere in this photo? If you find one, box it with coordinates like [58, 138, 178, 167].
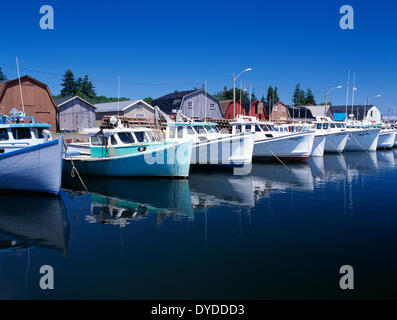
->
[0, 115, 51, 129]
[83, 126, 153, 137]
[166, 122, 218, 126]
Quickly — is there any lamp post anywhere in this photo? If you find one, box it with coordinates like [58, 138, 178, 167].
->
[233, 68, 252, 119]
[365, 94, 381, 122]
[324, 85, 342, 116]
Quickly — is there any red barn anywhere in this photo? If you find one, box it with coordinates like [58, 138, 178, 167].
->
[220, 100, 246, 119]
[247, 100, 268, 120]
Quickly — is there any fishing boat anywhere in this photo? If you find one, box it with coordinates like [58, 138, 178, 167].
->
[377, 126, 396, 149]
[165, 121, 255, 169]
[0, 113, 63, 195]
[63, 121, 193, 178]
[276, 123, 326, 157]
[230, 116, 315, 161]
[313, 117, 349, 153]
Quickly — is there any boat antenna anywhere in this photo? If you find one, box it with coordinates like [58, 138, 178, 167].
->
[249, 83, 252, 116]
[16, 57, 25, 114]
[117, 76, 120, 117]
[351, 72, 356, 119]
[204, 80, 207, 121]
[345, 70, 350, 120]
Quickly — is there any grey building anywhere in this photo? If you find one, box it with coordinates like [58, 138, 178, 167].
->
[153, 89, 223, 119]
[94, 100, 155, 121]
[55, 96, 96, 132]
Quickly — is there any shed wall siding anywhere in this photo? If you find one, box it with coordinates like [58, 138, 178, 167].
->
[180, 92, 222, 119]
[58, 100, 95, 131]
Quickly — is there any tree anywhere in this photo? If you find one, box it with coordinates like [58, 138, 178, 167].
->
[214, 86, 248, 101]
[60, 69, 77, 97]
[0, 67, 7, 81]
[250, 90, 257, 101]
[292, 83, 306, 106]
[143, 97, 153, 105]
[305, 88, 316, 105]
[80, 75, 96, 99]
[260, 94, 265, 102]
[266, 86, 274, 103]
[273, 87, 280, 102]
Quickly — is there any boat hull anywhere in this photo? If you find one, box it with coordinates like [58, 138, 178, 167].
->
[190, 133, 254, 167]
[345, 128, 380, 152]
[311, 135, 326, 157]
[324, 132, 348, 153]
[0, 138, 63, 195]
[63, 139, 193, 178]
[253, 132, 314, 160]
[378, 131, 396, 149]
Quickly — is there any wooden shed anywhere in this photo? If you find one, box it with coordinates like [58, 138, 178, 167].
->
[94, 100, 155, 121]
[55, 96, 96, 132]
[0, 75, 58, 130]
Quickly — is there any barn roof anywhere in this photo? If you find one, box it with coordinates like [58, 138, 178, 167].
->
[153, 89, 219, 114]
[94, 99, 153, 113]
[219, 100, 233, 116]
[330, 105, 374, 121]
[55, 95, 96, 109]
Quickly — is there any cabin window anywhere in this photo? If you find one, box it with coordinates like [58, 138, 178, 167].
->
[331, 123, 335, 128]
[371, 111, 373, 117]
[177, 126, 184, 138]
[205, 126, 215, 133]
[316, 123, 322, 130]
[146, 131, 156, 142]
[196, 126, 207, 134]
[235, 125, 242, 133]
[255, 125, 262, 132]
[134, 132, 149, 143]
[111, 135, 117, 145]
[169, 126, 176, 138]
[91, 133, 107, 146]
[335, 124, 341, 128]
[33, 127, 45, 139]
[118, 132, 136, 144]
[187, 126, 195, 135]
[323, 123, 329, 130]
[245, 125, 252, 132]
[212, 127, 219, 133]
[11, 128, 31, 140]
[260, 125, 269, 132]
[0, 129, 9, 141]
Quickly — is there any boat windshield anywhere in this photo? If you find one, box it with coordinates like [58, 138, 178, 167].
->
[195, 126, 207, 134]
[212, 126, 219, 133]
[255, 125, 262, 132]
[260, 125, 270, 131]
[118, 132, 136, 144]
[0, 129, 9, 140]
[11, 128, 31, 140]
[245, 125, 252, 132]
[205, 125, 215, 133]
[33, 127, 45, 139]
[91, 132, 107, 146]
[134, 131, 150, 143]
[187, 126, 196, 135]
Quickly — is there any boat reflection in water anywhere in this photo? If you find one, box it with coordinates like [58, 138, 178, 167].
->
[62, 175, 194, 225]
[0, 194, 69, 254]
[377, 150, 396, 169]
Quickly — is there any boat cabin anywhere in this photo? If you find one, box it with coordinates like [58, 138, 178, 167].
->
[165, 122, 220, 142]
[230, 116, 277, 137]
[84, 126, 164, 158]
[0, 114, 52, 154]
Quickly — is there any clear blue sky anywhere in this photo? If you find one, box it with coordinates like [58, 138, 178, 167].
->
[1, 0, 396, 114]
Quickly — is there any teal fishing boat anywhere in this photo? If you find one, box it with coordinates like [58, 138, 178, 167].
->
[63, 121, 192, 178]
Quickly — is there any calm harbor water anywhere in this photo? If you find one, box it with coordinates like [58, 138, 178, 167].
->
[1, 151, 397, 299]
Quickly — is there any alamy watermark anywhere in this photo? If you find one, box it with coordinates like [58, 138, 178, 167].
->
[39, 5, 54, 30]
[340, 5, 354, 30]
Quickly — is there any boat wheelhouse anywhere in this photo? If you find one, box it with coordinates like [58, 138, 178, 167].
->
[313, 117, 349, 153]
[0, 114, 63, 195]
[63, 121, 193, 178]
[230, 116, 315, 161]
[165, 121, 255, 169]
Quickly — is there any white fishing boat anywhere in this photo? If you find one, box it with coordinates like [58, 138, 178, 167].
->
[165, 121, 255, 169]
[0, 114, 63, 195]
[377, 127, 396, 149]
[337, 119, 381, 152]
[230, 116, 315, 161]
[276, 123, 326, 157]
[63, 121, 192, 178]
[313, 117, 349, 153]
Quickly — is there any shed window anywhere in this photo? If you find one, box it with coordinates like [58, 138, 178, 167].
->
[135, 113, 145, 118]
[274, 105, 278, 111]
[0, 129, 9, 141]
[282, 106, 286, 111]
[134, 132, 149, 143]
[118, 132, 135, 144]
[187, 101, 193, 108]
[11, 128, 31, 140]
[210, 103, 215, 110]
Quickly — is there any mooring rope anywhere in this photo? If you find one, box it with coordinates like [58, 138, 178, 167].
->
[261, 140, 290, 171]
[348, 129, 371, 154]
[63, 140, 89, 192]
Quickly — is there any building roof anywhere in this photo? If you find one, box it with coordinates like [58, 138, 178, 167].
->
[219, 100, 233, 115]
[288, 105, 314, 120]
[94, 100, 153, 113]
[304, 105, 330, 117]
[330, 105, 375, 121]
[153, 89, 219, 114]
[55, 95, 96, 109]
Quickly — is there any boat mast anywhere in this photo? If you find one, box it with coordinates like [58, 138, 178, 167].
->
[345, 70, 350, 121]
[351, 72, 356, 120]
[117, 76, 120, 117]
[16, 57, 25, 115]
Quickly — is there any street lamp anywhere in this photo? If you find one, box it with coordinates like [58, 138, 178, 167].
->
[324, 85, 342, 116]
[365, 94, 381, 122]
[233, 68, 252, 119]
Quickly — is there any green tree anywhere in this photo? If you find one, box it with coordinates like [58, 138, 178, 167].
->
[143, 97, 153, 105]
[60, 69, 77, 97]
[250, 90, 257, 101]
[0, 67, 7, 81]
[80, 75, 96, 99]
[292, 83, 306, 106]
[266, 86, 274, 103]
[305, 88, 316, 105]
[260, 94, 265, 102]
[273, 87, 280, 102]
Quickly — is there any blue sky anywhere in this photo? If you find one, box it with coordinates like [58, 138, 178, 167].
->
[1, 0, 396, 114]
